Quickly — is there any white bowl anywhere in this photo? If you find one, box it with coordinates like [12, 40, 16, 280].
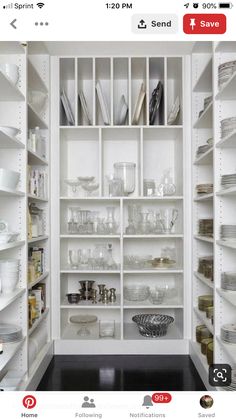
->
[0, 277, 19, 294]
[0, 232, 19, 244]
[28, 90, 48, 113]
[0, 63, 19, 85]
[0, 126, 20, 138]
[0, 168, 20, 190]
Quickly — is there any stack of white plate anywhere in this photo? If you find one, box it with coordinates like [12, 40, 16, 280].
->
[196, 183, 213, 195]
[221, 173, 236, 189]
[0, 259, 19, 294]
[221, 272, 236, 291]
[0, 324, 22, 343]
[218, 61, 236, 90]
[204, 96, 212, 109]
[221, 117, 236, 138]
[220, 225, 236, 241]
[196, 144, 211, 158]
[222, 367, 236, 391]
[221, 324, 236, 344]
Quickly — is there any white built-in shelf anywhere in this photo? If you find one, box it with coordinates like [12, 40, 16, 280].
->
[60, 196, 184, 201]
[0, 240, 25, 252]
[194, 193, 213, 202]
[123, 234, 183, 239]
[194, 272, 214, 289]
[62, 325, 121, 341]
[217, 186, 236, 197]
[28, 60, 48, 94]
[217, 239, 236, 250]
[0, 338, 25, 372]
[124, 300, 183, 309]
[0, 131, 24, 149]
[216, 130, 236, 148]
[28, 149, 48, 166]
[28, 342, 52, 378]
[60, 125, 183, 130]
[190, 341, 209, 375]
[194, 307, 214, 335]
[61, 269, 120, 274]
[194, 235, 214, 244]
[0, 187, 24, 198]
[216, 72, 236, 101]
[194, 147, 213, 165]
[193, 58, 212, 93]
[123, 269, 183, 274]
[28, 235, 48, 244]
[28, 272, 49, 290]
[0, 289, 25, 312]
[217, 288, 236, 308]
[61, 297, 121, 309]
[28, 104, 48, 129]
[124, 324, 183, 340]
[27, 194, 48, 202]
[0, 71, 25, 102]
[60, 234, 120, 239]
[216, 41, 236, 53]
[216, 336, 236, 364]
[193, 101, 213, 129]
[29, 308, 49, 336]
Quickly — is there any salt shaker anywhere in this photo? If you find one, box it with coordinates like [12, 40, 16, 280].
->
[109, 288, 116, 303]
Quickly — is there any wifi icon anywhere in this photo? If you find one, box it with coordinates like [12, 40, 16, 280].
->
[37, 2, 45, 8]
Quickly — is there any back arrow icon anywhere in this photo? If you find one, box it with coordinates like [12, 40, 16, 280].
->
[10, 19, 17, 29]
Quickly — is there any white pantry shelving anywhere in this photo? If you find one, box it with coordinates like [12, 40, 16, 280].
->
[0, 41, 52, 391]
[191, 41, 236, 391]
[1, 40, 235, 392]
[50, 51, 191, 356]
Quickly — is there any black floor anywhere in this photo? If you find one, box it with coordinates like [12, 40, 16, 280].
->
[37, 355, 206, 391]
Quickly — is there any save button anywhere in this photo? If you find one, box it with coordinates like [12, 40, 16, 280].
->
[183, 14, 226, 34]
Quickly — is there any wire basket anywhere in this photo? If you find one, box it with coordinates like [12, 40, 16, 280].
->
[132, 314, 174, 338]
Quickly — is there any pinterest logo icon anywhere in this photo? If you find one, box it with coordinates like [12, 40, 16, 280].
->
[23, 395, 37, 409]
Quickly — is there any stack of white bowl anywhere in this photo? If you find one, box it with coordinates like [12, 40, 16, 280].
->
[0, 259, 19, 294]
[0, 63, 19, 85]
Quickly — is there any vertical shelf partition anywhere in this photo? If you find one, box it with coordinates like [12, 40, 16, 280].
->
[53, 54, 189, 355]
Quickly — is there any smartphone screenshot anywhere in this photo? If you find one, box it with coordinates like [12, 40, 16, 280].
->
[0, 0, 236, 417]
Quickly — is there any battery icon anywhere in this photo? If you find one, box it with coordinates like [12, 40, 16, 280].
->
[219, 2, 233, 8]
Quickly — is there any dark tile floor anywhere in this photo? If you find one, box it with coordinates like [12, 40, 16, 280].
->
[37, 355, 206, 391]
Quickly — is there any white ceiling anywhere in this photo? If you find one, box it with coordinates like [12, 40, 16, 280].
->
[29, 41, 196, 56]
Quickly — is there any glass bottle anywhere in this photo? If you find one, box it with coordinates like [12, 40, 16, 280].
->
[160, 169, 176, 196]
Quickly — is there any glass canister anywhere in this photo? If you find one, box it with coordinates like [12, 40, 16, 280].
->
[114, 162, 136, 196]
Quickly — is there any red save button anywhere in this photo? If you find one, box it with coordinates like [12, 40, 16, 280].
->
[183, 14, 226, 34]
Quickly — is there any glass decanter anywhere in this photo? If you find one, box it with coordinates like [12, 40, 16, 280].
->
[160, 169, 176, 196]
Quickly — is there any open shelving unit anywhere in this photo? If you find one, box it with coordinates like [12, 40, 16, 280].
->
[0, 41, 52, 392]
[191, 41, 236, 390]
[1, 40, 235, 391]
[50, 52, 191, 355]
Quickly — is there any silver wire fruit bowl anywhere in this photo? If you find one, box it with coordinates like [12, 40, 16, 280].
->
[132, 314, 174, 338]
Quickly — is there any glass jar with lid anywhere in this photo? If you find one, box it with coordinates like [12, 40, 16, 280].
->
[114, 162, 136, 196]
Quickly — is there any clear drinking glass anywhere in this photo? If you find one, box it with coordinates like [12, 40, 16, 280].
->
[99, 320, 115, 338]
[114, 162, 136, 196]
[69, 249, 80, 269]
